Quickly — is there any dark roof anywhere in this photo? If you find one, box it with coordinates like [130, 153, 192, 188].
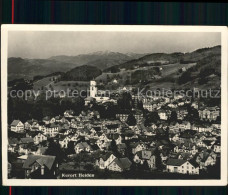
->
[113, 157, 132, 170]
[26, 131, 40, 138]
[117, 143, 127, 150]
[8, 138, 19, 145]
[107, 134, 120, 140]
[106, 124, 119, 129]
[166, 158, 186, 166]
[20, 137, 34, 144]
[23, 155, 56, 170]
[11, 120, 22, 126]
[93, 127, 101, 131]
[43, 116, 50, 121]
[100, 152, 114, 161]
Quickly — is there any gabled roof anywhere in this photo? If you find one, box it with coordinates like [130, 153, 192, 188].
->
[178, 152, 192, 160]
[117, 143, 127, 150]
[8, 138, 19, 145]
[11, 120, 23, 126]
[37, 147, 48, 155]
[26, 131, 41, 138]
[76, 142, 90, 149]
[64, 110, 75, 114]
[166, 158, 186, 166]
[23, 155, 56, 170]
[136, 150, 154, 160]
[100, 152, 114, 161]
[93, 126, 101, 131]
[112, 157, 132, 170]
[20, 137, 34, 144]
[43, 116, 50, 121]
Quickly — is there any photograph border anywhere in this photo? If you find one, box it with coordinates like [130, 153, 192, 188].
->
[1, 25, 227, 186]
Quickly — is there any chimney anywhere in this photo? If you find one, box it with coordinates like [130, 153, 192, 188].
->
[41, 166, 45, 175]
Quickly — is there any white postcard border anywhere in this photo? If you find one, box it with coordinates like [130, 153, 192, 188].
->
[1, 25, 227, 186]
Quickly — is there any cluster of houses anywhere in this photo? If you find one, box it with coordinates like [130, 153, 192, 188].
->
[8, 83, 221, 178]
[8, 101, 221, 178]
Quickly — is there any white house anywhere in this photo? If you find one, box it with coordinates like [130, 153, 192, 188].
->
[158, 110, 168, 120]
[11, 120, 24, 132]
[166, 158, 199, 175]
[33, 132, 47, 145]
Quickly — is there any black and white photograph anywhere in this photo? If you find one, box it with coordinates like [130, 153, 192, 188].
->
[1, 25, 227, 186]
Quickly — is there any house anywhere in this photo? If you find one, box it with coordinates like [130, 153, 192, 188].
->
[212, 123, 221, 130]
[158, 110, 168, 120]
[84, 96, 94, 106]
[55, 116, 67, 123]
[27, 132, 47, 145]
[116, 110, 131, 122]
[131, 143, 147, 154]
[107, 157, 132, 172]
[23, 154, 58, 179]
[177, 152, 193, 161]
[169, 133, 179, 142]
[96, 153, 116, 169]
[106, 134, 122, 145]
[64, 110, 75, 118]
[42, 116, 51, 125]
[24, 121, 32, 130]
[8, 138, 19, 153]
[195, 152, 217, 169]
[44, 123, 59, 137]
[198, 106, 220, 121]
[75, 142, 91, 154]
[169, 122, 181, 133]
[133, 150, 156, 169]
[179, 121, 191, 131]
[213, 139, 221, 153]
[105, 124, 120, 134]
[143, 103, 154, 112]
[35, 147, 48, 155]
[10, 120, 24, 133]
[191, 102, 199, 109]
[176, 108, 188, 120]
[18, 137, 34, 154]
[117, 143, 127, 155]
[134, 110, 144, 123]
[59, 136, 71, 148]
[166, 158, 199, 174]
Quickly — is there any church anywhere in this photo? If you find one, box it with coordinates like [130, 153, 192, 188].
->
[85, 80, 112, 105]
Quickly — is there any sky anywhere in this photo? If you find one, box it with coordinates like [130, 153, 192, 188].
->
[8, 31, 221, 59]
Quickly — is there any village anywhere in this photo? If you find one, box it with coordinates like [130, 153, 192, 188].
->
[8, 80, 221, 179]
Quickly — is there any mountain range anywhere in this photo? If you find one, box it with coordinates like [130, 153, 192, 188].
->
[8, 46, 221, 89]
[8, 51, 145, 81]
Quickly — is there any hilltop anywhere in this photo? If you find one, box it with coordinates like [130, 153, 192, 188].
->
[62, 65, 102, 81]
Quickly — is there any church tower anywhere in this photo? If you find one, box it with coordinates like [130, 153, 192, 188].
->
[90, 80, 97, 98]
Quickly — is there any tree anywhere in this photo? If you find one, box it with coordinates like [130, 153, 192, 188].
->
[137, 100, 144, 110]
[109, 139, 119, 157]
[169, 111, 177, 122]
[66, 141, 75, 155]
[186, 105, 200, 122]
[84, 163, 94, 171]
[126, 114, 137, 126]
[141, 160, 150, 171]
[117, 92, 133, 110]
[45, 138, 65, 163]
[154, 149, 163, 171]
[178, 71, 192, 84]
[144, 111, 160, 126]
